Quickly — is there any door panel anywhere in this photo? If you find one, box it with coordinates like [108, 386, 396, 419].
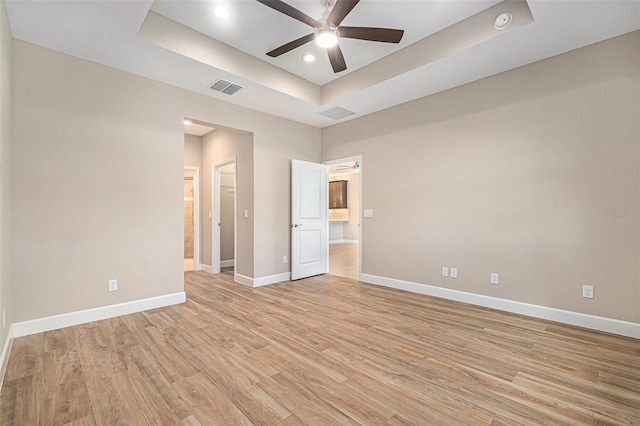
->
[291, 159, 327, 280]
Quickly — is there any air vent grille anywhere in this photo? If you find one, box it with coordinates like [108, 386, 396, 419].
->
[319, 106, 355, 120]
[210, 79, 242, 95]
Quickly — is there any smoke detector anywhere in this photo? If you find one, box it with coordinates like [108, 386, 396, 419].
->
[494, 13, 512, 30]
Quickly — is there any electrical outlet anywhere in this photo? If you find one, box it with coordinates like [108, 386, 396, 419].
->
[442, 267, 449, 277]
[450, 267, 458, 279]
[582, 285, 594, 299]
[282, 255, 287, 264]
[108, 279, 118, 292]
[490, 273, 499, 285]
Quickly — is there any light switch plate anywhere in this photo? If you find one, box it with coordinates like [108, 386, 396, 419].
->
[442, 267, 448, 277]
[364, 209, 374, 218]
[450, 268, 457, 279]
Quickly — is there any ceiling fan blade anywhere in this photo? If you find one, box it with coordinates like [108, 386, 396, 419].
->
[267, 33, 315, 57]
[255, 0, 320, 28]
[339, 26, 404, 43]
[328, 0, 360, 26]
[327, 45, 347, 73]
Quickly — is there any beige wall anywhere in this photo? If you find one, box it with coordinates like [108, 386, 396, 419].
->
[184, 134, 202, 169]
[323, 31, 640, 323]
[0, 0, 12, 348]
[12, 40, 321, 322]
[253, 124, 321, 277]
[201, 128, 253, 277]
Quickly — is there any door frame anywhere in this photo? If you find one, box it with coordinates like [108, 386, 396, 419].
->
[212, 157, 237, 274]
[323, 155, 363, 280]
[184, 166, 201, 271]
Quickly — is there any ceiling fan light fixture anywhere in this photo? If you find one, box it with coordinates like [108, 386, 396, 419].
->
[315, 26, 339, 48]
[302, 53, 316, 63]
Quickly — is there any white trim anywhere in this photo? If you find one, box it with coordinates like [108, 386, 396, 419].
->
[234, 273, 253, 287]
[200, 264, 213, 273]
[329, 239, 343, 245]
[0, 326, 14, 390]
[220, 260, 234, 268]
[234, 273, 291, 288]
[12, 292, 186, 338]
[184, 166, 201, 272]
[253, 272, 291, 287]
[360, 274, 640, 339]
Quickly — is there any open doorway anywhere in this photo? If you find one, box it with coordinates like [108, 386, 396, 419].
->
[183, 167, 200, 272]
[324, 156, 362, 280]
[212, 158, 237, 274]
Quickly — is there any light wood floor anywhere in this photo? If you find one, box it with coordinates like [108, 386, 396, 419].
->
[329, 243, 358, 280]
[2, 272, 640, 425]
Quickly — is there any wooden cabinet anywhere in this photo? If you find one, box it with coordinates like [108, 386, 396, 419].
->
[329, 180, 348, 209]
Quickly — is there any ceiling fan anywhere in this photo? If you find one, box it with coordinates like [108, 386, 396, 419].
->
[256, 0, 404, 73]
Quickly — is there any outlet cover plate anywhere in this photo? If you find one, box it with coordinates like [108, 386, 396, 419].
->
[582, 285, 594, 299]
[490, 273, 499, 285]
[108, 279, 118, 292]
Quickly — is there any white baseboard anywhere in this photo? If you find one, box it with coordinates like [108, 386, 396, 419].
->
[200, 264, 213, 273]
[0, 326, 14, 390]
[234, 272, 291, 288]
[234, 273, 253, 287]
[220, 260, 235, 268]
[12, 292, 186, 338]
[360, 274, 640, 339]
[329, 239, 359, 245]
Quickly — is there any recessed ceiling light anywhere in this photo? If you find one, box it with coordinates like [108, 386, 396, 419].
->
[302, 53, 316, 63]
[214, 6, 230, 19]
[494, 12, 512, 30]
[184, 119, 192, 125]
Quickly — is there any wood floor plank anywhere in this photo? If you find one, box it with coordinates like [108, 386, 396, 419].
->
[0, 373, 44, 425]
[4, 333, 43, 382]
[43, 348, 92, 425]
[173, 372, 253, 425]
[2, 270, 639, 425]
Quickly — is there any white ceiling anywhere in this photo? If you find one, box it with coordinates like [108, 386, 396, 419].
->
[6, 1, 640, 128]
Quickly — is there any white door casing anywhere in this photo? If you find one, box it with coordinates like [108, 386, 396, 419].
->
[291, 159, 327, 280]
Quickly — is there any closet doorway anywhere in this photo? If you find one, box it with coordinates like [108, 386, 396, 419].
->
[212, 158, 236, 274]
[184, 167, 200, 272]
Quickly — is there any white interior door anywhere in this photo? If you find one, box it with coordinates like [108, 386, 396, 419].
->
[291, 159, 327, 280]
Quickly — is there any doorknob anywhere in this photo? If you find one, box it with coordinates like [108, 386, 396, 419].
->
[292, 223, 302, 228]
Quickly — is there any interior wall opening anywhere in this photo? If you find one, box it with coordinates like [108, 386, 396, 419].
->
[184, 169, 196, 272]
[325, 157, 362, 280]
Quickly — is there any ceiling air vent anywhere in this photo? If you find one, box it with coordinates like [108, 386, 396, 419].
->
[319, 106, 356, 120]
[210, 79, 242, 95]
